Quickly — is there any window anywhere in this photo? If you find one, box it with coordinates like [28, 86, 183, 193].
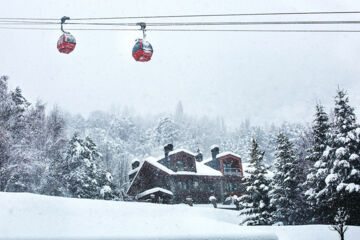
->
[183, 181, 187, 190]
[223, 162, 232, 168]
[177, 160, 185, 171]
[226, 182, 233, 191]
[177, 181, 182, 190]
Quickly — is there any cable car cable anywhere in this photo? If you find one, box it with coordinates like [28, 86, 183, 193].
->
[2, 26, 360, 33]
[69, 11, 360, 20]
[3, 10, 360, 21]
[4, 20, 360, 27]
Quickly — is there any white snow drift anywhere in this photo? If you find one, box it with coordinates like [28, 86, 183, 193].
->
[0, 192, 359, 240]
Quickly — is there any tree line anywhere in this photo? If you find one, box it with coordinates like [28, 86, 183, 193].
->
[0, 76, 120, 199]
[239, 89, 360, 226]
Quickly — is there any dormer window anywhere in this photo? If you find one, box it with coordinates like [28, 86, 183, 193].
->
[176, 160, 185, 171]
[222, 156, 242, 176]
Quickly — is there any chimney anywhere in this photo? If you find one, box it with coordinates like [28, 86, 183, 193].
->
[195, 148, 203, 162]
[210, 145, 220, 170]
[132, 159, 140, 169]
[211, 145, 220, 161]
[164, 143, 174, 159]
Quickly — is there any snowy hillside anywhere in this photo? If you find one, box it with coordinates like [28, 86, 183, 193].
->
[0, 193, 359, 240]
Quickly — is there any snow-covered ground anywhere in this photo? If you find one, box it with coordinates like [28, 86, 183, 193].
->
[0, 192, 359, 240]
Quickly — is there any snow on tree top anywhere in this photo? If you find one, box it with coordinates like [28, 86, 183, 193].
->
[209, 195, 217, 201]
[351, 169, 359, 176]
[345, 183, 360, 193]
[322, 146, 332, 158]
[336, 160, 350, 168]
[100, 186, 112, 197]
[325, 173, 338, 185]
[335, 147, 347, 158]
[350, 153, 359, 161]
[105, 172, 112, 182]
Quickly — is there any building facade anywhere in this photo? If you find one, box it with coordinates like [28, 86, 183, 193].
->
[127, 144, 245, 203]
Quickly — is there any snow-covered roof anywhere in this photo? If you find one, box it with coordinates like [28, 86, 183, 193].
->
[168, 148, 196, 156]
[136, 187, 173, 199]
[146, 157, 221, 177]
[202, 152, 242, 164]
[147, 149, 196, 163]
[145, 157, 174, 175]
[128, 149, 242, 193]
[216, 151, 242, 159]
[131, 151, 223, 178]
[131, 158, 141, 163]
[128, 167, 140, 176]
[195, 161, 222, 176]
[201, 157, 214, 164]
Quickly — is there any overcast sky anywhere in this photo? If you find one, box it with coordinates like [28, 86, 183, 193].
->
[1, 0, 360, 127]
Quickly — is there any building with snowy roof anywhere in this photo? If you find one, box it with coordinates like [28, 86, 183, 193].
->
[127, 144, 245, 203]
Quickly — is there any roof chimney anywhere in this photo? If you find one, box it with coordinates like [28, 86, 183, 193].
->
[211, 145, 220, 161]
[195, 148, 203, 162]
[131, 159, 140, 170]
[210, 145, 220, 170]
[164, 143, 174, 159]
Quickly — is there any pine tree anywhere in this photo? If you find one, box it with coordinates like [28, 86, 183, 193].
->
[42, 107, 68, 195]
[0, 76, 11, 190]
[304, 104, 330, 223]
[270, 133, 304, 225]
[61, 134, 117, 199]
[1, 84, 46, 193]
[239, 139, 273, 225]
[174, 101, 184, 123]
[155, 117, 179, 146]
[9, 87, 30, 136]
[319, 89, 360, 225]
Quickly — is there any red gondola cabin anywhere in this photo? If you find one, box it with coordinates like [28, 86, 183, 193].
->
[57, 33, 76, 54]
[132, 40, 153, 62]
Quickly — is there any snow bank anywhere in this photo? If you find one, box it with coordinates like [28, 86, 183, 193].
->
[0, 192, 275, 240]
[251, 225, 360, 240]
[1, 193, 360, 240]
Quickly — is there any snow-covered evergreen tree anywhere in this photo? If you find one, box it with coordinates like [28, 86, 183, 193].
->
[270, 133, 304, 225]
[0, 76, 11, 190]
[42, 106, 68, 196]
[318, 89, 360, 224]
[174, 101, 184, 123]
[239, 139, 273, 225]
[0, 82, 46, 193]
[61, 134, 117, 199]
[303, 103, 330, 223]
[155, 117, 179, 146]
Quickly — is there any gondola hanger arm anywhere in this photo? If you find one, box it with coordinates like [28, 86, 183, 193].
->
[61, 16, 70, 34]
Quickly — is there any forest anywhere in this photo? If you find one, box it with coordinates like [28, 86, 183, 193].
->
[0, 75, 359, 226]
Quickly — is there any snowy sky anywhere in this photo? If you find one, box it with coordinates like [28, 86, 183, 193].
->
[1, 0, 360, 126]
